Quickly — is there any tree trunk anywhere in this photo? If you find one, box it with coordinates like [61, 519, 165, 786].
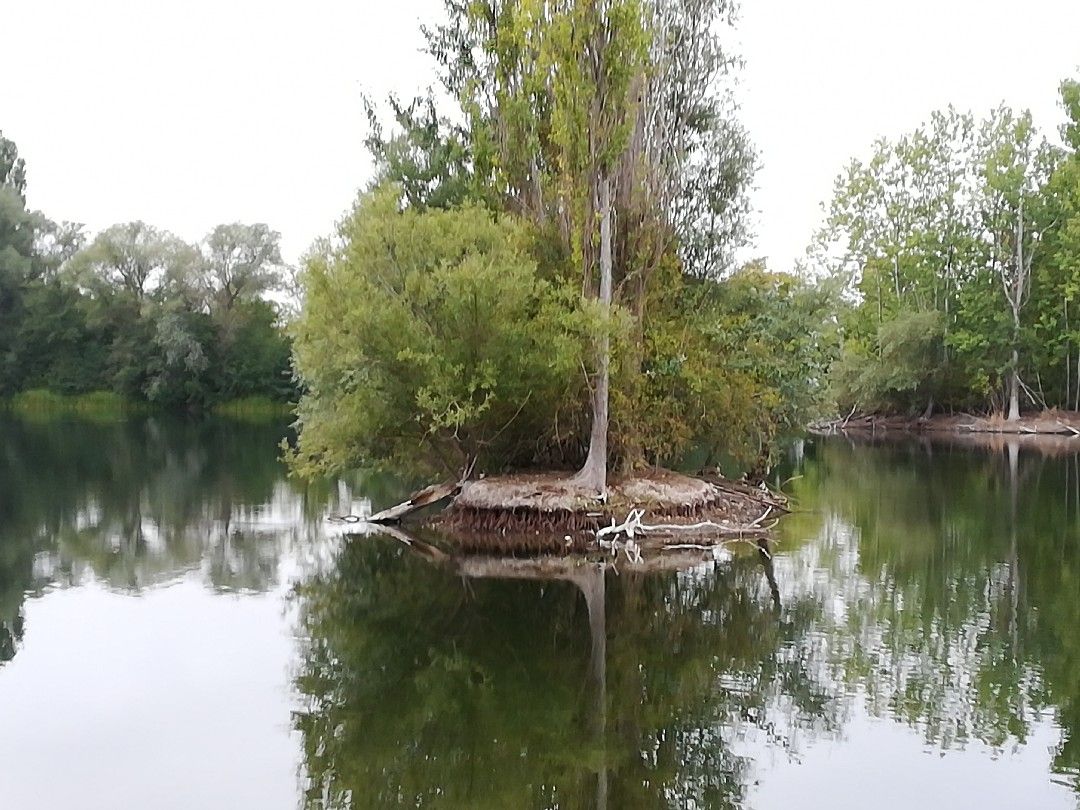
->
[1064, 297, 1070, 411]
[1007, 195, 1024, 423]
[1008, 348, 1021, 421]
[1075, 350, 1080, 411]
[575, 175, 613, 493]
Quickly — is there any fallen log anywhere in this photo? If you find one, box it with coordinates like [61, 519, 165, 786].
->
[365, 480, 462, 524]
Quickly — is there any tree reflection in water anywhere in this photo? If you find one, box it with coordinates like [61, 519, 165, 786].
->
[2, 418, 1078, 805]
[0, 416, 316, 663]
[292, 531, 835, 809]
[294, 436, 1080, 808]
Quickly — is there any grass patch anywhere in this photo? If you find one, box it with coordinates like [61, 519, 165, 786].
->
[212, 396, 293, 421]
[6, 389, 139, 420]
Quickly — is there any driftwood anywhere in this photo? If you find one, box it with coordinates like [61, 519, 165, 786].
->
[597, 504, 774, 542]
[592, 503, 777, 566]
[329, 479, 464, 526]
[365, 480, 463, 524]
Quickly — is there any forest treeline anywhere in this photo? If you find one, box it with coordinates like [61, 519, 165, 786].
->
[0, 134, 295, 411]
[821, 81, 1080, 419]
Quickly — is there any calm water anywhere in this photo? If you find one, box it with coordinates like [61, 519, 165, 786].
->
[0, 418, 1077, 809]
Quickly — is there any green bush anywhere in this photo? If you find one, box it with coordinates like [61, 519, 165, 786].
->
[288, 185, 589, 477]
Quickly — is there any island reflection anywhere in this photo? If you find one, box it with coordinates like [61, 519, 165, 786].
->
[293, 436, 1080, 808]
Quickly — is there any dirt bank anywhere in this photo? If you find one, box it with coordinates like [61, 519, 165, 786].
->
[429, 468, 783, 555]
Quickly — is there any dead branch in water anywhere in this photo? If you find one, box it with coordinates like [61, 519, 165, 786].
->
[365, 480, 462, 523]
[330, 460, 477, 526]
[596, 503, 774, 542]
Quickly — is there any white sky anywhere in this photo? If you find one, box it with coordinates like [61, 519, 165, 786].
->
[2, 0, 1078, 269]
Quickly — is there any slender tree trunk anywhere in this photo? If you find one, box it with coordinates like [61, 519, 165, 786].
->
[1005, 440, 1022, 660]
[1075, 351, 1080, 411]
[1065, 297, 1070, 411]
[1008, 349, 1021, 421]
[1007, 198, 1024, 422]
[581, 563, 608, 810]
[575, 175, 613, 493]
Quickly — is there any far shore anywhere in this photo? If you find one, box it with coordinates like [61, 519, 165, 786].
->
[813, 410, 1080, 437]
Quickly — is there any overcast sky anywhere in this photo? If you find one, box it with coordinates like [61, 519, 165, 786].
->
[2, 0, 1078, 269]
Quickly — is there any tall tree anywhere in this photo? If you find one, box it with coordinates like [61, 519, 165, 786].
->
[200, 223, 283, 314]
[543, 0, 647, 491]
[418, 0, 751, 488]
[69, 221, 190, 300]
[975, 107, 1058, 420]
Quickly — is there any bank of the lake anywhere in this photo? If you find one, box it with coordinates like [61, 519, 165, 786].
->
[817, 409, 1080, 436]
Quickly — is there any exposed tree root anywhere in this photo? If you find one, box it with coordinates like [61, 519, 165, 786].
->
[331, 468, 788, 557]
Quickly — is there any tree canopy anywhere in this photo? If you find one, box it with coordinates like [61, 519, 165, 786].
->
[0, 131, 296, 409]
[819, 81, 1080, 418]
[291, 0, 828, 482]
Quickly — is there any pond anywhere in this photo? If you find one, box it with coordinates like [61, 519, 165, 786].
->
[0, 417, 1077, 809]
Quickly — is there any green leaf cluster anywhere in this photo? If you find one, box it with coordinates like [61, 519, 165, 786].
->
[0, 131, 296, 411]
[819, 89, 1080, 415]
[288, 185, 589, 476]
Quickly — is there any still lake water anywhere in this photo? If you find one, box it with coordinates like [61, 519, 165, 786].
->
[0, 417, 1078, 809]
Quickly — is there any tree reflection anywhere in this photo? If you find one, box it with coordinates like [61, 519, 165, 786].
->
[4, 418, 1079, 800]
[294, 436, 1080, 806]
[786, 436, 1080, 789]
[0, 416, 310, 662]
[291, 532, 843, 809]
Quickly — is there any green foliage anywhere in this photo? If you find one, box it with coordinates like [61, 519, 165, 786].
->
[295, 0, 782, 478]
[616, 263, 837, 471]
[213, 299, 295, 401]
[66, 221, 190, 299]
[819, 93, 1074, 416]
[833, 310, 945, 413]
[363, 94, 474, 211]
[1029, 79, 1080, 410]
[201, 222, 284, 313]
[289, 185, 587, 476]
[0, 128, 297, 412]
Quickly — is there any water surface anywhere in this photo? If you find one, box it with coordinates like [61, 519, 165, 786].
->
[0, 418, 1077, 808]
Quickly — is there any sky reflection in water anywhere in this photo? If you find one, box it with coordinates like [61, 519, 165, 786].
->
[0, 418, 1077, 808]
